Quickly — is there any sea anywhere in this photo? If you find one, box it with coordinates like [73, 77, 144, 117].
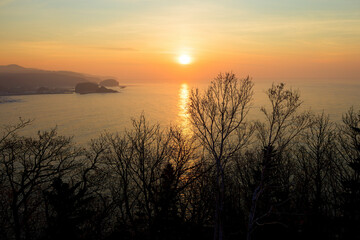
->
[1, 81, 360, 145]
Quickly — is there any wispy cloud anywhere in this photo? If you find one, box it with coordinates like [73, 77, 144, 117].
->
[91, 46, 137, 51]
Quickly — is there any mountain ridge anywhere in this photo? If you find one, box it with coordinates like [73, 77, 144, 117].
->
[0, 64, 116, 91]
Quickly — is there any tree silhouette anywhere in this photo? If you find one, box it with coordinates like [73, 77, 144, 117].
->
[44, 177, 94, 240]
[0, 128, 79, 240]
[338, 108, 360, 239]
[151, 163, 181, 239]
[189, 72, 254, 240]
[248, 83, 312, 240]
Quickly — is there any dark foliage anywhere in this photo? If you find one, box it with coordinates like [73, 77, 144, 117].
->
[43, 177, 94, 240]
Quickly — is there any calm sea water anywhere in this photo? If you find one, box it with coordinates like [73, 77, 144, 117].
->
[1, 81, 360, 144]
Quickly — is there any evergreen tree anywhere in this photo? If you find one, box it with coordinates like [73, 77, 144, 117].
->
[44, 177, 94, 240]
[341, 126, 360, 239]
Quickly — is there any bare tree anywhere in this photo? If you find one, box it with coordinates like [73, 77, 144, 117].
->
[247, 83, 312, 240]
[336, 107, 360, 239]
[337, 107, 360, 166]
[0, 128, 80, 240]
[102, 132, 137, 227]
[291, 112, 341, 238]
[101, 115, 203, 239]
[0, 118, 31, 148]
[167, 126, 203, 222]
[296, 113, 337, 214]
[255, 83, 312, 152]
[188, 72, 254, 240]
[41, 136, 108, 240]
[127, 114, 173, 229]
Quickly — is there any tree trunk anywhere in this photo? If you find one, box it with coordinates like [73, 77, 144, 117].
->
[214, 159, 224, 240]
[12, 200, 21, 240]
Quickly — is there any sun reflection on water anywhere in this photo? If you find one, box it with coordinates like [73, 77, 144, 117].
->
[178, 83, 191, 134]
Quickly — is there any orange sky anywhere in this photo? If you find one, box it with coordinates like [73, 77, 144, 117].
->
[0, 0, 359, 83]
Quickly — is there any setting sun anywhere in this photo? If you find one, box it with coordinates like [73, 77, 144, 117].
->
[178, 54, 191, 65]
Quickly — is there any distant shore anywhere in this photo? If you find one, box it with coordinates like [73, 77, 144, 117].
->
[0, 89, 74, 96]
[0, 86, 126, 97]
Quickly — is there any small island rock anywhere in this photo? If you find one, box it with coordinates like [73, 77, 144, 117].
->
[99, 79, 119, 87]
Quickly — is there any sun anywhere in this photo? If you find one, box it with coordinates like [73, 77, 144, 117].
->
[178, 54, 191, 65]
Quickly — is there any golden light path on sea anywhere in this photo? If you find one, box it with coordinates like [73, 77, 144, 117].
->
[178, 83, 191, 135]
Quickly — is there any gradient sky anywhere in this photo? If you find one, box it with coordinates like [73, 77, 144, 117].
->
[0, 0, 359, 83]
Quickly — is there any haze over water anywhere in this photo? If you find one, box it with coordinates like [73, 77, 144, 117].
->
[2, 81, 359, 145]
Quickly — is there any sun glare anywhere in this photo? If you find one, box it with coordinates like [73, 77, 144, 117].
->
[178, 54, 191, 65]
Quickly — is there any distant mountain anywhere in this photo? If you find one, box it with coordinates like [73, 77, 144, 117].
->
[0, 65, 107, 94]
